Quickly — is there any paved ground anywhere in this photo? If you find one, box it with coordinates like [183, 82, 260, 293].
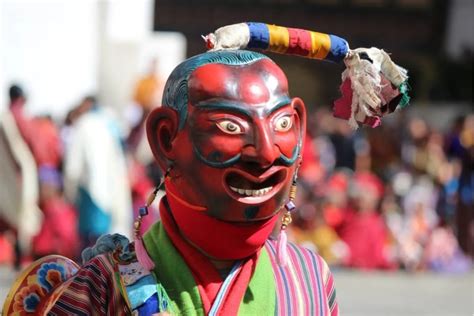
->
[334, 270, 474, 316]
[1, 265, 473, 315]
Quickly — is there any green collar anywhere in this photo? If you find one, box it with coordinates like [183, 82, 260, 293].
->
[143, 221, 276, 315]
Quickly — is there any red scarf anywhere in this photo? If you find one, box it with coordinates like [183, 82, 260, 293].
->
[164, 179, 279, 260]
[160, 181, 278, 314]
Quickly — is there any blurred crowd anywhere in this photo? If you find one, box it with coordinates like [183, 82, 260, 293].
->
[0, 62, 163, 267]
[291, 109, 473, 273]
[0, 71, 472, 274]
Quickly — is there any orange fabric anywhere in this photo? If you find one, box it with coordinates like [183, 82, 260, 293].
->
[134, 75, 162, 110]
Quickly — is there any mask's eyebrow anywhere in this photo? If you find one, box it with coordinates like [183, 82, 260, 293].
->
[263, 96, 292, 116]
[195, 101, 253, 118]
[195, 95, 292, 118]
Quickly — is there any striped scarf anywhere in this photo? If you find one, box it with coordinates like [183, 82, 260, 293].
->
[266, 239, 339, 316]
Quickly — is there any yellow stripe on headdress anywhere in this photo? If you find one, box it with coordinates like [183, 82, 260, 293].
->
[308, 31, 331, 60]
[268, 24, 290, 54]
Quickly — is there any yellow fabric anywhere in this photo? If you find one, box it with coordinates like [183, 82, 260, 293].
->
[268, 24, 290, 53]
[293, 225, 341, 265]
[308, 32, 331, 60]
[312, 226, 340, 264]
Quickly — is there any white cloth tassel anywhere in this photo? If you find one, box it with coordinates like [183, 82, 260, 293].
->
[277, 228, 289, 266]
[379, 49, 408, 87]
[207, 23, 250, 51]
[348, 93, 360, 129]
[344, 49, 387, 127]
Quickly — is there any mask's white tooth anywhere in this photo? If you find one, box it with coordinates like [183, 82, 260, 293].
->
[232, 185, 273, 196]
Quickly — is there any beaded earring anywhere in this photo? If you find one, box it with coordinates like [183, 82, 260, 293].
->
[277, 157, 301, 267]
[276, 177, 297, 267]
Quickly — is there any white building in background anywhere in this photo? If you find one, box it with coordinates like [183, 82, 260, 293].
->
[0, 0, 186, 120]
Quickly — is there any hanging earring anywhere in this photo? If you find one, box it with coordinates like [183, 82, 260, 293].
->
[134, 167, 170, 270]
[277, 179, 297, 267]
[277, 161, 300, 267]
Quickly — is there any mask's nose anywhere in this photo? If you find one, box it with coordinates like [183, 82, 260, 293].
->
[241, 122, 279, 168]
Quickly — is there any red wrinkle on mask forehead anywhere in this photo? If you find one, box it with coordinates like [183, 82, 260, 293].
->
[188, 59, 289, 106]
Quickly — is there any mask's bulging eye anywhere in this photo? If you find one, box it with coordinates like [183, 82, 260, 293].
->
[275, 115, 292, 132]
[217, 120, 243, 134]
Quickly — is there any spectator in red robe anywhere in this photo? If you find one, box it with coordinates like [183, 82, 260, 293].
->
[32, 167, 80, 260]
[339, 172, 396, 269]
[323, 171, 351, 230]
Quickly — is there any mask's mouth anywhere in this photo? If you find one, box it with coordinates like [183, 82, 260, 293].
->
[223, 166, 288, 204]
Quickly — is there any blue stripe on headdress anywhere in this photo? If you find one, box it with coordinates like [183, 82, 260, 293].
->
[324, 35, 349, 63]
[246, 22, 270, 50]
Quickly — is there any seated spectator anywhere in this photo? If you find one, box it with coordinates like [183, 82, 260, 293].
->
[322, 171, 351, 230]
[339, 172, 396, 269]
[423, 220, 472, 273]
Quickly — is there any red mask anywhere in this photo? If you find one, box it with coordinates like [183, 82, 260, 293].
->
[148, 55, 306, 258]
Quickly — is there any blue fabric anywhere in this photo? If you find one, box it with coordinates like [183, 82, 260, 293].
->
[137, 294, 160, 315]
[325, 34, 349, 63]
[247, 22, 270, 49]
[77, 186, 111, 236]
[126, 274, 158, 310]
[461, 178, 473, 204]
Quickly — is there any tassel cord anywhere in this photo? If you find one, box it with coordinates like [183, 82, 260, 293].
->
[134, 169, 169, 270]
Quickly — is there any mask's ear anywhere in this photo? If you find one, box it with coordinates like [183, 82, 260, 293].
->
[291, 97, 307, 163]
[146, 106, 179, 171]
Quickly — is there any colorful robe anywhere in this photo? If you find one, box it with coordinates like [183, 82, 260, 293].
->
[47, 222, 338, 315]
